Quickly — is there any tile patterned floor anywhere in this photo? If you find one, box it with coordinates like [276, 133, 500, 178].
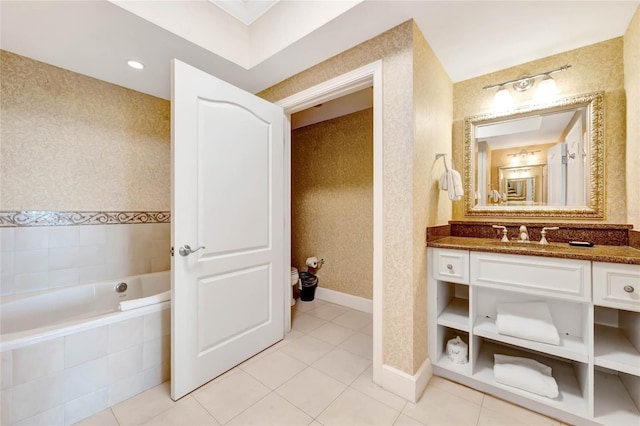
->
[76, 300, 563, 426]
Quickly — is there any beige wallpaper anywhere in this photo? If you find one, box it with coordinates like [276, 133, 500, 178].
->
[291, 109, 373, 300]
[411, 24, 454, 372]
[452, 38, 626, 223]
[0, 50, 171, 211]
[625, 6, 640, 228]
[261, 21, 454, 375]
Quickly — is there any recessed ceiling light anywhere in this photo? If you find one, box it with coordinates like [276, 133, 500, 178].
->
[127, 60, 144, 70]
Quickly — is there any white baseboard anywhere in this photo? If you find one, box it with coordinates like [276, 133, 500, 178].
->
[381, 358, 433, 403]
[314, 287, 373, 313]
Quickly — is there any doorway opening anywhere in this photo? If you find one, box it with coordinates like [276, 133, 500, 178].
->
[289, 87, 373, 307]
[276, 61, 383, 383]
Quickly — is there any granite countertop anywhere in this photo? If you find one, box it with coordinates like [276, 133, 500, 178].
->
[427, 236, 640, 265]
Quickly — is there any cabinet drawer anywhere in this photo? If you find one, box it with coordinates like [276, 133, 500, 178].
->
[470, 252, 591, 301]
[432, 248, 469, 284]
[593, 262, 640, 312]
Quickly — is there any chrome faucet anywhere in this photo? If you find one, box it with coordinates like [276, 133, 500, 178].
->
[518, 225, 529, 242]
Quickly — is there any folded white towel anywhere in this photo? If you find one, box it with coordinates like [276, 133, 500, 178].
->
[496, 302, 560, 345]
[440, 169, 464, 201]
[119, 291, 170, 311]
[494, 354, 559, 398]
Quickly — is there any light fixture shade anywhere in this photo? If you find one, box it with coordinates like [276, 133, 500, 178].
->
[493, 86, 513, 109]
[536, 75, 558, 101]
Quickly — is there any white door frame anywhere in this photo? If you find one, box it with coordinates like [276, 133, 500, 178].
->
[275, 60, 383, 384]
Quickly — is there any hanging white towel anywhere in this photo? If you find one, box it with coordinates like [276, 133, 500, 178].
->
[496, 302, 560, 345]
[488, 189, 501, 203]
[494, 354, 559, 398]
[440, 169, 464, 201]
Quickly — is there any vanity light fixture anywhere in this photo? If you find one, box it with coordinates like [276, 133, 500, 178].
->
[508, 149, 541, 158]
[492, 85, 513, 109]
[483, 65, 571, 97]
[127, 60, 144, 70]
[535, 74, 559, 101]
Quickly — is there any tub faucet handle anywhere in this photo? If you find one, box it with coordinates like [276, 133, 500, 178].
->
[179, 244, 206, 256]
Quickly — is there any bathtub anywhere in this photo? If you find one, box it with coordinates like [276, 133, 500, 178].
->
[0, 271, 172, 426]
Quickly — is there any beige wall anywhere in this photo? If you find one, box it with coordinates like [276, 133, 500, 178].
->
[452, 38, 626, 222]
[410, 24, 454, 372]
[291, 109, 373, 299]
[261, 20, 453, 375]
[0, 50, 171, 211]
[625, 6, 640, 228]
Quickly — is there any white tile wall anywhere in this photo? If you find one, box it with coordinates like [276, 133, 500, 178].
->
[64, 388, 108, 426]
[12, 372, 65, 422]
[13, 338, 64, 386]
[2, 307, 171, 425]
[108, 317, 143, 354]
[143, 309, 171, 342]
[63, 357, 108, 402]
[1, 351, 12, 389]
[1, 387, 11, 425]
[108, 372, 145, 407]
[0, 223, 171, 296]
[65, 327, 108, 369]
[14, 405, 64, 426]
[108, 346, 143, 383]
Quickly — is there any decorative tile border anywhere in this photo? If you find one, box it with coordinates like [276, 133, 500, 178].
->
[0, 211, 171, 227]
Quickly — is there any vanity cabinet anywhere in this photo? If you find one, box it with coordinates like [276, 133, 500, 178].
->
[428, 248, 640, 425]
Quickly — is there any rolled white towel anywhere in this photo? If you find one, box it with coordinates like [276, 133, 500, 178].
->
[496, 302, 560, 345]
[119, 290, 170, 311]
[494, 354, 559, 398]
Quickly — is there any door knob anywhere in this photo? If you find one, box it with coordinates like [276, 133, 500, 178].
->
[179, 244, 205, 256]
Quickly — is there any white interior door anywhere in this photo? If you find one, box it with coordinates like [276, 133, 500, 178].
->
[171, 59, 284, 400]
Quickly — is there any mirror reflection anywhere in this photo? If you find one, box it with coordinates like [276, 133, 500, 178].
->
[464, 92, 604, 218]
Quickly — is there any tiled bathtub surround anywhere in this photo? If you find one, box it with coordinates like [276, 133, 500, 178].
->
[0, 307, 170, 425]
[0, 222, 171, 296]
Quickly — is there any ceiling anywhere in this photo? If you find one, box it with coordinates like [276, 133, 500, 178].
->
[477, 110, 577, 150]
[1, 1, 638, 100]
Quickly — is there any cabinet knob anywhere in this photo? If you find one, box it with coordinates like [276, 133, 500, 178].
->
[446, 264, 453, 270]
[624, 285, 634, 293]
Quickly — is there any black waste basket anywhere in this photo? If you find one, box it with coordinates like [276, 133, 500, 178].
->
[299, 271, 318, 302]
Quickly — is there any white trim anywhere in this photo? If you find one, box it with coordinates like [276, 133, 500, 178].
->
[275, 60, 384, 386]
[315, 287, 373, 313]
[381, 358, 433, 403]
[277, 62, 381, 114]
[283, 115, 292, 333]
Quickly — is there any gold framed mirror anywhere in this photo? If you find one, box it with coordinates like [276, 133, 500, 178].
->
[463, 91, 604, 218]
